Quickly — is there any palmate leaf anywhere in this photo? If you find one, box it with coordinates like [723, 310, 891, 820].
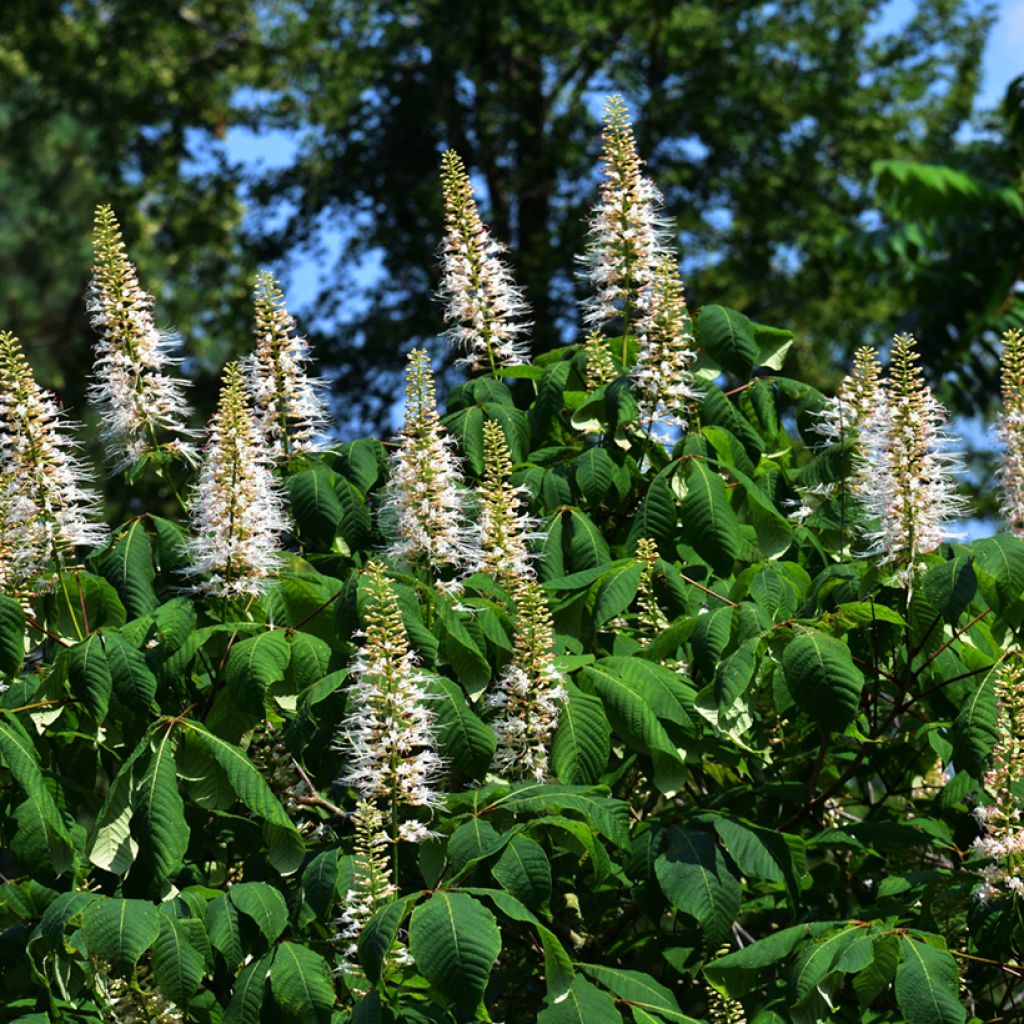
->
[99, 518, 158, 618]
[696, 304, 759, 380]
[550, 682, 611, 785]
[895, 936, 965, 1024]
[224, 953, 272, 1024]
[132, 730, 189, 886]
[431, 676, 496, 778]
[87, 732, 150, 874]
[152, 915, 206, 1007]
[0, 711, 74, 873]
[0, 593, 25, 676]
[952, 662, 999, 777]
[225, 630, 291, 715]
[287, 468, 345, 547]
[626, 470, 679, 554]
[269, 941, 336, 1023]
[67, 634, 112, 721]
[782, 632, 864, 732]
[80, 897, 161, 971]
[359, 895, 416, 984]
[301, 850, 340, 920]
[464, 887, 574, 1001]
[180, 722, 304, 874]
[229, 882, 289, 944]
[678, 459, 743, 576]
[572, 446, 616, 507]
[103, 632, 159, 711]
[580, 964, 701, 1024]
[492, 834, 552, 913]
[592, 563, 643, 628]
[655, 827, 741, 947]
[538, 977, 623, 1024]
[206, 894, 244, 972]
[408, 891, 501, 1014]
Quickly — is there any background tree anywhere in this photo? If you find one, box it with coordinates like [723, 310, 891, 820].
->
[0, 0, 999, 430]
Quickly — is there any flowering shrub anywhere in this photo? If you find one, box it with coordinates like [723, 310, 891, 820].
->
[2, 97, 1024, 1024]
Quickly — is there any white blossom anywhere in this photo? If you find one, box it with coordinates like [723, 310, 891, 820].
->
[438, 149, 530, 372]
[87, 204, 196, 469]
[184, 361, 289, 597]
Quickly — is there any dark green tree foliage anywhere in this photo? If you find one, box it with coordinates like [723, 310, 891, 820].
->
[0, 0, 995, 429]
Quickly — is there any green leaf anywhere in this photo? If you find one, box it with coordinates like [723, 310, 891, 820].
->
[431, 676, 496, 778]
[679, 459, 742, 576]
[550, 683, 611, 785]
[181, 723, 304, 874]
[206, 894, 243, 972]
[225, 953, 271, 1024]
[626, 472, 679, 554]
[0, 594, 25, 676]
[573, 447, 616, 506]
[895, 937, 965, 1024]
[539, 977, 622, 1023]
[655, 827, 741, 946]
[564, 509, 611, 571]
[152, 916, 206, 1007]
[492, 834, 552, 912]
[538, 977, 623, 1024]
[229, 882, 289, 944]
[973, 535, 1024, 622]
[80, 898, 161, 971]
[270, 941, 336, 1023]
[447, 818, 506, 874]
[87, 732, 150, 875]
[465, 887, 574, 1001]
[409, 892, 501, 1014]
[133, 731, 188, 886]
[696, 305, 759, 379]
[226, 630, 291, 715]
[952, 663, 999, 777]
[68, 634, 112, 721]
[436, 602, 491, 700]
[592, 563, 643, 628]
[710, 816, 804, 907]
[288, 468, 344, 546]
[714, 638, 759, 711]
[103, 633, 158, 711]
[99, 519, 158, 618]
[302, 850, 340, 920]
[54, 571, 126, 634]
[783, 632, 865, 732]
[581, 964, 700, 1023]
[0, 711, 73, 873]
[359, 896, 415, 984]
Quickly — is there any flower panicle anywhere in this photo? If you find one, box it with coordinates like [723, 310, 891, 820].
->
[854, 334, 966, 578]
[336, 561, 443, 826]
[0, 331, 105, 584]
[438, 149, 531, 373]
[87, 204, 196, 470]
[813, 345, 883, 446]
[579, 95, 672, 336]
[335, 800, 397, 959]
[383, 348, 475, 574]
[184, 360, 289, 597]
[633, 255, 700, 437]
[998, 327, 1024, 536]
[635, 537, 669, 634]
[583, 331, 618, 391]
[472, 420, 543, 591]
[487, 577, 565, 782]
[247, 270, 329, 458]
[972, 653, 1024, 902]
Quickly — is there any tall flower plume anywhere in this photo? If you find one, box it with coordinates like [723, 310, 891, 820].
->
[184, 361, 289, 597]
[853, 334, 965, 578]
[383, 348, 473, 575]
[487, 577, 564, 782]
[87, 205, 196, 469]
[579, 95, 671, 339]
[337, 560, 442, 841]
[813, 346, 883, 447]
[472, 421, 539, 591]
[335, 800, 398, 959]
[438, 149, 530, 373]
[246, 270, 329, 458]
[998, 327, 1024, 536]
[0, 468, 48, 595]
[583, 331, 618, 391]
[633, 256, 700, 436]
[0, 331, 105, 581]
[971, 654, 1024, 903]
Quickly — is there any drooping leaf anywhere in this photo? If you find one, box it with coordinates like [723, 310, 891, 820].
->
[782, 632, 865, 732]
[132, 730, 188, 886]
[270, 941, 336, 1023]
[408, 892, 501, 1013]
[492, 834, 552, 912]
[99, 519, 158, 618]
[895, 936, 965, 1024]
[152, 915, 206, 1007]
[225, 630, 291, 715]
[431, 675, 496, 778]
[550, 683, 611, 785]
[538, 977, 623, 1024]
[80, 898, 161, 971]
[580, 965, 700, 1023]
[0, 594, 25, 676]
[224, 953, 272, 1024]
[679, 459, 743, 576]
[229, 882, 289, 944]
[696, 305, 759, 380]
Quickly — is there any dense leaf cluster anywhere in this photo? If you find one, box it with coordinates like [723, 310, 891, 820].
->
[1, 270, 1021, 1022]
